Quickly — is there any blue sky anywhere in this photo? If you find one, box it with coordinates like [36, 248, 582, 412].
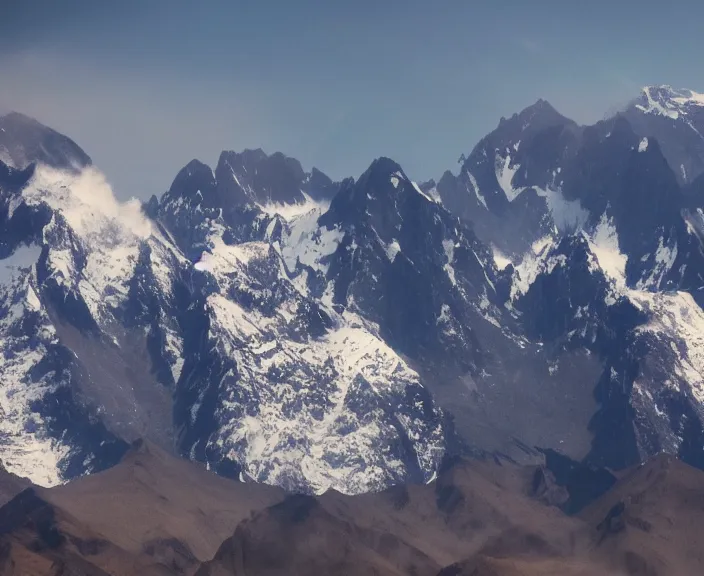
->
[2, 0, 703, 199]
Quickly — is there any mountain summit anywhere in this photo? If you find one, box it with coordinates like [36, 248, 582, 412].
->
[0, 112, 91, 171]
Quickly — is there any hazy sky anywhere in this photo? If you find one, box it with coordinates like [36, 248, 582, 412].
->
[2, 0, 703, 199]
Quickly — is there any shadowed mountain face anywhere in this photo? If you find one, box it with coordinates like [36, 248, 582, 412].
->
[0, 465, 29, 509]
[436, 100, 581, 255]
[0, 113, 91, 172]
[214, 149, 342, 206]
[0, 443, 702, 576]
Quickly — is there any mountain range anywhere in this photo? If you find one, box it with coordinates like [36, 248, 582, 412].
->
[0, 84, 703, 505]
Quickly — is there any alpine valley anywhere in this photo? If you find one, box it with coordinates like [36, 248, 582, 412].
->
[1, 84, 704, 504]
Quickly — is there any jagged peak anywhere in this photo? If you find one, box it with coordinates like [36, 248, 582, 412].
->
[175, 158, 214, 182]
[355, 156, 424, 200]
[215, 148, 307, 206]
[460, 98, 576, 170]
[218, 148, 264, 170]
[323, 157, 430, 226]
[217, 148, 304, 177]
[498, 98, 572, 129]
[308, 166, 333, 186]
[163, 158, 216, 205]
[164, 149, 343, 214]
[215, 149, 342, 200]
[240, 147, 268, 163]
[524, 97, 560, 116]
[361, 156, 406, 181]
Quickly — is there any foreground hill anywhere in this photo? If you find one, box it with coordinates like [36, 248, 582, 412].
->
[0, 442, 702, 575]
[0, 440, 283, 575]
[579, 453, 704, 575]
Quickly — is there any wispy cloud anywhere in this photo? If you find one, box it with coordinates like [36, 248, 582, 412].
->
[517, 38, 543, 54]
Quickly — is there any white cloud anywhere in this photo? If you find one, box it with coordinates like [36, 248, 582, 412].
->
[25, 164, 152, 239]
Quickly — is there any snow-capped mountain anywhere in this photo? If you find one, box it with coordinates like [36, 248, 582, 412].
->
[158, 157, 452, 493]
[0, 119, 448, 494]
[435, 86, 704, 471]
[2, 90, 704, 495]
[622, 86, 704, 185]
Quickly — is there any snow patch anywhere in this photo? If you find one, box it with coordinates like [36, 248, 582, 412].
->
[510, 236, 556, 300]
[491, 246, 512, 270]
[636, 233, 678, 290]
[442, 239, 457, 286]
[209, 292, 444, 494]
[281, 209, 344, 274]
[466, 171, 488, 210]
[631, 291, 704, 404]
[636, 87, 680, 120]
[385, 240, 401, 262]
[638, 137, 649, 152]
[411, 181, 436, 203]
[534, 187, 588, 232]
[421, 184, 442, 204]
[496, 153, 522, 202]
[589, 212, 627, 290]
[194, 252, 213, 272]
[531, 236, 554, 255]
[670, 87, 704, 107]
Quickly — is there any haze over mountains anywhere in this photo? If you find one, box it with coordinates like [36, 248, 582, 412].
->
[1, 84, 704, 573]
